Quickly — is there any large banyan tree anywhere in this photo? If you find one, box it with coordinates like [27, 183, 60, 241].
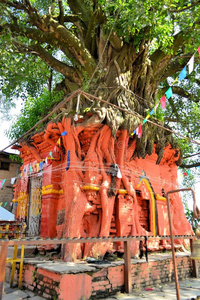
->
[0, 1, 200, 150]
[0, 1, 200, 259]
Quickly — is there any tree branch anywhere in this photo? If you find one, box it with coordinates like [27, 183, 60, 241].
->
[67, 0, 91, 26]
[29, 44, 77, 78]
[0, 0, 25, 10]
[0, 0, 46, 31]
[171, 86, 199, 103]
[183, 152, 200, 159]
[180, 162, 200, 168]
[47, 18, 96, 74]
[160, 85, 199, 103]
[169, 1, 200, 13]
[58, 0, 64, 25]
[0, 17, 96, 75]
[167, 98, 182, 123]
[150, 31, 185, 78]
[11, 40, 79, 81]
[161, 55, 191, 80]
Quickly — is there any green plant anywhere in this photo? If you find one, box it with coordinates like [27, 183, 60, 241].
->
[185, 207, 200, 232]
[7, 89, 64, 140]
[9, 154, 22, 163]
[32, 270, 37, 281]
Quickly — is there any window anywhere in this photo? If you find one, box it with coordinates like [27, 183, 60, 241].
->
[0, 161, 10, 170]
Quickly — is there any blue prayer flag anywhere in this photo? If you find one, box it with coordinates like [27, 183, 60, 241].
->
[40, 161, 43, 171]
[178, 66, 187, 81]
[150, 109, 154, 115]
[61, 131, 67, 136]
[66, 151, 70, 171]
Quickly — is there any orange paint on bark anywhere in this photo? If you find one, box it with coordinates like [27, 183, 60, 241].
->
[14, 116, 193, 260]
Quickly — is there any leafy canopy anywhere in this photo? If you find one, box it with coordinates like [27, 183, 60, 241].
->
[0, 0, 199, 176]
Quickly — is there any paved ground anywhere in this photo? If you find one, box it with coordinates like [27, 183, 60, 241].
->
[3, 277, 200, 299]
[3, 283, 45, 300]
[103, 278, 200, 300]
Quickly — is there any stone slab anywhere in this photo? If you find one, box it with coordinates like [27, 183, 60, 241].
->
[35, 261, 97, 274]
[29, 297, 45, 300]
[2, 290, 29, 300]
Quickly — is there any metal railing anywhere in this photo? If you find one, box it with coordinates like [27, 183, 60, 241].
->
[0, 234, 197, 300]
[0, 187, 199, 300]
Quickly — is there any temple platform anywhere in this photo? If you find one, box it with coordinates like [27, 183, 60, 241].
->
[5, 252, 200, 300]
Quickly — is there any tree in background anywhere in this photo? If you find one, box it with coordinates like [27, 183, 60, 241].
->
[0, 1, 200, 253]
[0, 0, 199, 161]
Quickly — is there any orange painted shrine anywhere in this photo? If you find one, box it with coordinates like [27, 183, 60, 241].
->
[13, 116, 193, 261]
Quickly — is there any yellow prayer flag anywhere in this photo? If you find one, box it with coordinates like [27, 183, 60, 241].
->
[36, 163, 40, 172]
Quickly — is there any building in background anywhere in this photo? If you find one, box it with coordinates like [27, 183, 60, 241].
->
[0, 151, 21, 212]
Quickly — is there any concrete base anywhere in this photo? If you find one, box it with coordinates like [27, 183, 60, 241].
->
[5, 253, 200, 300]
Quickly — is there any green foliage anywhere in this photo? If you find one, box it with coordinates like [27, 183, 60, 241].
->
[185, 207, 200, 232]
[100, 0, 200, 50]
[9, 154, 22, 163]
[7, 89, 64, 140]
[0, 51, 51, 107]
[0, 0, 199, 181]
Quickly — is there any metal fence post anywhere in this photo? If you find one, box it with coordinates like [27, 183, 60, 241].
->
[0, 244, 8, 300]
[190, 238, 198, 278]
[124, 240, 132, 293]
[166, 191, 180, 300]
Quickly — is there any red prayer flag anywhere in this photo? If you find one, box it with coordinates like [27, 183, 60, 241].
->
[160, 95, 166, 109]
[198, 46, 200, 58]
[138, 124, 142, 138]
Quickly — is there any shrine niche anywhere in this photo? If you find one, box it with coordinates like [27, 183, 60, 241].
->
[12, 116, 193, 261]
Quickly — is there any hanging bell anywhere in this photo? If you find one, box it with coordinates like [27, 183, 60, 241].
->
[190, 239, 200, 260]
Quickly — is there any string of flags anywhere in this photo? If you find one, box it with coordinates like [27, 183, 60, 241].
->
[0, 130, 69, 184]
[181, 166, 200, 177]
[0, 202, 12, 208]
[132, 46, 200, 138]
[20, 130, 69, 176]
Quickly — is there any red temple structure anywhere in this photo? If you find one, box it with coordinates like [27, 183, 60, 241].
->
[12, 116, 193, 261]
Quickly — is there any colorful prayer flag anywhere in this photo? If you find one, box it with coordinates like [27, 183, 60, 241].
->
[1, 179, 6, 188]
[150, 109, 154, 116]
[171, 77, 178, 85]
[125, 137, 129, 148]
[0, 180, 2, 189]
[66, 150, 70, 171]
[198, 46, 200, 58]
[61, 131, 67, 136]
[160, 95, 166, 109]
[154, 102, 159, 112]
[40, 161, 43, 171]
[165, 87, 173, 99]
[117, 166, 122, 178]
[11, 178, 16, 185]
[36, 163, 40, 172]
[178, 66, 187, 81]
[138, 124, 142, 138]
[187, 55, 194, 74]
[57, 138, 61, 146]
